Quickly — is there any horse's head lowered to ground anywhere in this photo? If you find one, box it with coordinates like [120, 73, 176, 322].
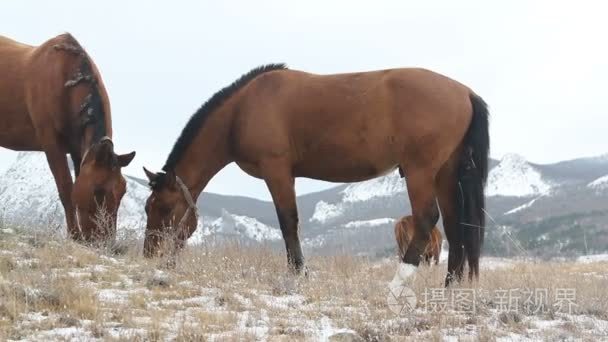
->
[142, 168, 199, 258]
[71, 137, 135, 242]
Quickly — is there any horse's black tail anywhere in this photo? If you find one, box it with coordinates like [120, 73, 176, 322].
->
[457, 93, 490, 280]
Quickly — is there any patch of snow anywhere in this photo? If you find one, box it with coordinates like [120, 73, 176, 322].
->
[21, 312, 48, 323]
[504, 196, 543, 215]
[232, 293, 254, 309]
[159, 295, 216, 307]
[302, 236, 326, 249]
[28, 327, 93, 341]
[486, 154, 552, 197]
[198, 210, 281, 242]
[90, 264, 109, 273]
[310, 201, 344, 224]
[258, 294, 305, 310]
[106, 327, 147, 340]
[588, 174, 608, 192]
[344, 217, 394, 229]
[97, 288, 149, 305]
[236, 310, 270, 340]
[481, 257, 515, 270]
[341, 170, 405, 203]
[315, 315, 358, 341]
[577, 254, 608, 263]
[66, 271, 93, 279]
[537, 233, 549, 242]
[99, 255, 121, 265]
[231, 214, 281, 241]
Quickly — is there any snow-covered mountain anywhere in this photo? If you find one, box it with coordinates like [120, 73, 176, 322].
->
[486, 154, 553, 197]
[0, 152, 280, 245]
[588, 175, 608, 192]
[0, 152, 148, 235]
[1, 151, 607, 257]
[341, 171, 405, 203]
[190, 209, 282, 244]
[0, 152, 65, 227]
[310, 170, 406, 224]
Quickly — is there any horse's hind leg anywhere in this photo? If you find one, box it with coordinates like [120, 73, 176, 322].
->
[262, 163, 305, 274]
[402, 170, 440, 272]
[435, 153, 466, 286]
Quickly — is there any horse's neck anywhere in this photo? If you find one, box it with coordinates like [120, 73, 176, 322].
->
[74, 51, 111, 158]
[173, 106, 235, 199]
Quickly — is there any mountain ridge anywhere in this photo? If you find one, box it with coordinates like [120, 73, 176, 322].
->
[1, 151, 607, 258]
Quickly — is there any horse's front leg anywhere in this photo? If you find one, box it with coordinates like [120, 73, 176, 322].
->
[43, 146, 78, 239]
[262, 162, 305, 274]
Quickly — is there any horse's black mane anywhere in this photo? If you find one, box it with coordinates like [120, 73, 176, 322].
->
[56, 33, 107, 145]
[162, 63, 287, 171]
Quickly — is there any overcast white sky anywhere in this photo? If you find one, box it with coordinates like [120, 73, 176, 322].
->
[1, 1, 607, 200]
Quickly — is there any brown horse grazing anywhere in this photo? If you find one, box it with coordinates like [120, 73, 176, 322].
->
[143, 64, 489, 285]
[0, 34, 135, 242]
[395, 216, 442, 265]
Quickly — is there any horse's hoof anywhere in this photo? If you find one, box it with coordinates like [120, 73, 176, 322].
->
[288, 264, 308, 277]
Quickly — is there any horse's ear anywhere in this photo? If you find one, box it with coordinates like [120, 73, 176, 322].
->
[117, 151, 136, 167]
[143, 167, 158, 183]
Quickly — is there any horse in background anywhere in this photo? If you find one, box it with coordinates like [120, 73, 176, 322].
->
[0, 33, 135, 242]
[142, 64, 489, 286]
[395, 215, 442, 265]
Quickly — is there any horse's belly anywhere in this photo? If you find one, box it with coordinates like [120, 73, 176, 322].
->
[293, 156, 397, 183]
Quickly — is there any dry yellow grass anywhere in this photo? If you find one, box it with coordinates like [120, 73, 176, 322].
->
[0, 228, 607, 341]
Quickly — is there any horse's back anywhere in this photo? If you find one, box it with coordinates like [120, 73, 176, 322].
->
[0, 35, 33, 89]
[234, 67, 474, 182]
[0, 36, 39, 149]
[0, 35, 34, 55]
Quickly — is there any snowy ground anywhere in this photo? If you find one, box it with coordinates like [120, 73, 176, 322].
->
[1, 229, 607, 341]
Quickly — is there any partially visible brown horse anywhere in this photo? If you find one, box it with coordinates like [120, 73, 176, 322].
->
[395, 216, 442, 265]
[0, 33, 135, 242]
[142, 64, 489, 286]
